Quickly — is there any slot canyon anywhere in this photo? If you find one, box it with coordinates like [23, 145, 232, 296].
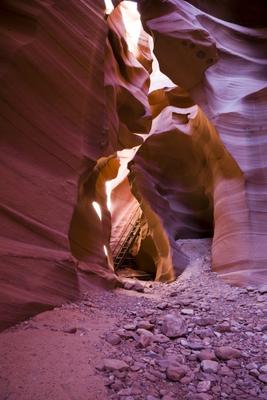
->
[0, 0, 267, 399]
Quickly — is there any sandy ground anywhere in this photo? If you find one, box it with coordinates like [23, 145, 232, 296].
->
[0, 239, 267, 400]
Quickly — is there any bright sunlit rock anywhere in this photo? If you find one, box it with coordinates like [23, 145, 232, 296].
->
[120, 1, 142, 56]
[92, 201, 102, 220]
[103, 245, 108, 257]
[106, 181, 113, 212]
[104, 0, 114, 14]
[105, 148, 140, 213]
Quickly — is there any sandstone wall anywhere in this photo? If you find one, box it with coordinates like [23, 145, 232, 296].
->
[138, 0, 267, 286]
[0, 0, 111, 330]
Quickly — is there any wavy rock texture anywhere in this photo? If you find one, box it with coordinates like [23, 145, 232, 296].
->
[138, 0, 267, 286]
[0, 0, 158, 329]
[1, 0, 266, 331]
[0, 0, 114, 331]
[130, 87, 244, 279]
[105, 2, 152, 149]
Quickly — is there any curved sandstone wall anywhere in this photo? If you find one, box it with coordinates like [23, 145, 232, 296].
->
[0, 0, 154, 329]
[138, 0, 267, 286]
[0, 0, 111, 330]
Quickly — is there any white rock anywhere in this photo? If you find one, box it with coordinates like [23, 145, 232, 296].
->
[197, 380, 211, 393]
[201, 360, 219, 373]
[181, 308, 194, 316]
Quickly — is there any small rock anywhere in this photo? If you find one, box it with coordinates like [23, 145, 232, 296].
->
[257, 295, 267, 303]
[131, 362, 145, 371]
[203, 337, 212, 346]
[124, 322, 137, 331]
[188, 341, 204, 350]
[153, 333, 169, 343]
[166, 365, 187, 381]
[215, 346, 241, 360]
[157, 302, 169, 310]
[103, 358, 129, 371]
[201, 360, 219, 373]
[181, 308, 194, 316]
[137, 320, 154, 330]
[260, 365, 267, 373]
[195, 317, 216, 327]
[259, 285, 267, 294]
[161, 314, 187, 338]
[197, 380, 211, 393]
[216, 321, 231, 333]
[250, 369, 260, 377]
[111, 380, 124, 391]
[140, 309, 155, 317]
[180, 374, 194, 384]
[246, 362, 258, 370]
[257, 322, 267, 332]
[197, 350, 217, 361]
[132, 281, 145, 292]
[218, 366, 234, 376]
[106, 333, 121, 345]
[157, 355, 185, 371]
[124, 280, 144, 292]
[138, 329, 154, 348]
[63, 327, 77, 334]
[226, 295, 237, 302]
[227, 360, 240, 369]
[258, 374, 267, 383]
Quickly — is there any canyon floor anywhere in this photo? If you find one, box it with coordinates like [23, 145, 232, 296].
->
[0, 239, 267, 400]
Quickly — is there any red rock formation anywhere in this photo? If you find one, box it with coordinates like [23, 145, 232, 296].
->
[1, 0, 266, 331]
[0, 0, 154, 329]
[138, 0, 267, 286]
[0, 0, 113, 330]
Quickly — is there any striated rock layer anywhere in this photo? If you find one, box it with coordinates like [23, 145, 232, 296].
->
[138, 0, 267, 286]
[0, 0, 114, 331]
[0, 0, 155, 329]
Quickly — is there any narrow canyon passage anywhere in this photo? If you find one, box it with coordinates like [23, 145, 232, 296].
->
[0, 0, 267, 399]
